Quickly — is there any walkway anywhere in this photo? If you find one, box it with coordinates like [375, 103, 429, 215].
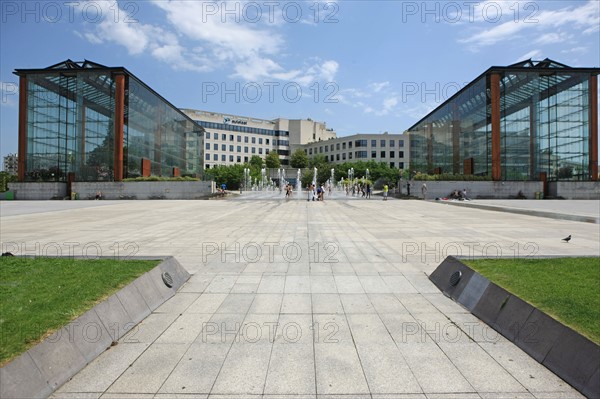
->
[1, 197, 598, 398]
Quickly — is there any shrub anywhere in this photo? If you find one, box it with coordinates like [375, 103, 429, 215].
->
[412, 172, 491, 181]
[122, 176, 199, 182]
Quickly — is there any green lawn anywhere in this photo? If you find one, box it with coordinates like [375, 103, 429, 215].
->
[463, 257, 600, 344]
[0, 257, 159, 365]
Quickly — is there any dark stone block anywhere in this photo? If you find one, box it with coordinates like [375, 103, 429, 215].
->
[472, 283, 511, 326]
[493, 295, 535, 341]
[0, 352, 52, 399]
[28, 326, 88, 391]
[147, 264, 176, 301]
[116, 283, 152, 325]
[457, 272, 490, 311]
[543, 328, 600, 393]
[133, 272, 168, 311]
[159, 256, 190, 291]
[428, 256, 475, 300]
[93, 293, 134, 341]
[515, 308, 564, 363]
[68, 307, 113, 364]
[582, 366, 599, 399]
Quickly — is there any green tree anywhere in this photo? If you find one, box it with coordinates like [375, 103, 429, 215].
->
[249, 155, 264, 171]
[0, 171, 17, 192]
[290, 149, 308, 168]
[308, 154, 328, 169]
[204, 164, 245, 190]
[265, 151, 280, 169]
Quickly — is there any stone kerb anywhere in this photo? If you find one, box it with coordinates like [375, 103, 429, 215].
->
[429, 256, 599, 398]
[0, 256, 190, 399]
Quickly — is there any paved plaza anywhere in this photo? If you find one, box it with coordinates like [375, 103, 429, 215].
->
[1, 195, 599, 399]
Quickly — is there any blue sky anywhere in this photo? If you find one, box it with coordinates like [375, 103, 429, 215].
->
[1, 0, 599, 162]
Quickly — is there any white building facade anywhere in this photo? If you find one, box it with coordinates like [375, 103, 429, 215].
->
[181, 109, 335, 169]
[297, 133, 410, 170]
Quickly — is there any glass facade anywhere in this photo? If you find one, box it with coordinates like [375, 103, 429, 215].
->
[16, 60, 204, 182]
[408, 59, 598, 181]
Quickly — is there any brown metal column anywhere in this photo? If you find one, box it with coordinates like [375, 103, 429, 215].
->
[452, 104, 460, 174]
[426, 123, 433, 174]
[590, 74, 598, 181]
[113, 74, 125, 181]
[17, 75, 28, 182]
[78, 106, 86, 177]
[491, 73, 502, 181]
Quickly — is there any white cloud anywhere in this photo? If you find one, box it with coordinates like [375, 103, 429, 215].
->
[458, 0, 599, 50]
[459, 19, 524, 47]
[78, 0, 339, 83]
[375, 96, 398, 116]
[152, 1, 283, 58]
[369, 81, 389, 93]
[233, 57, 284, 81]
[319, 60, 339, 81]
[534, 32, 573, 45]
[515, 49, 543, 63]
[561, 46, 588, 55]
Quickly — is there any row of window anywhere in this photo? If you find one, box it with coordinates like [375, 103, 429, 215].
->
[309, 150, 405, 159]
[205, 132, 289, 147]
[306, 139, 404, 155]
[205, 155, 255, 164]
[205, 143, 275, 153]
[199, 121, 290, 136]
[206, 146, 270, 155]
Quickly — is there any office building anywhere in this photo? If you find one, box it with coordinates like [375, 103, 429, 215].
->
[407, 58, 598, 181]
[14, 59, 204, 182]
[181, 109, 336, 168]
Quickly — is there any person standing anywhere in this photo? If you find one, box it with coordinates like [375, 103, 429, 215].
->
[383, 184, 389, 201]
[421, 183, 428, 200]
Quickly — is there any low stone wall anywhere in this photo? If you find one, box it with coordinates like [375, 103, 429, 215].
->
[429, 256, 599, 398]
[72, 181, 214, 200]
[404, 181, 543, 199]
[7, 182, 67, 200]
[548, 181, 600, 200]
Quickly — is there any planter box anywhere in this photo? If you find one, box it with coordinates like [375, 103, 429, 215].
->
[0, 257, 190, 399]
[429, 256, 599, 398]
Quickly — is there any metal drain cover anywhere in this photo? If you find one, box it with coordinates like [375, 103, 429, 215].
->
[162, 272, 174, 288]
[449, 270, 462, 286]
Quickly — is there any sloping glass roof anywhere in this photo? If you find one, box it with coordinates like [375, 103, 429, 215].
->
[507, 58, 571, 69]
[45, 59, 110, 70]
[407, 58, 598, 131]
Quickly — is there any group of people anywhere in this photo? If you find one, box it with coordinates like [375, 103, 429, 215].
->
[283, 184, 294, 198]
[449, 188, 470, 200]
[345, 183, 372, 198]
[307, 184, 326, 201]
